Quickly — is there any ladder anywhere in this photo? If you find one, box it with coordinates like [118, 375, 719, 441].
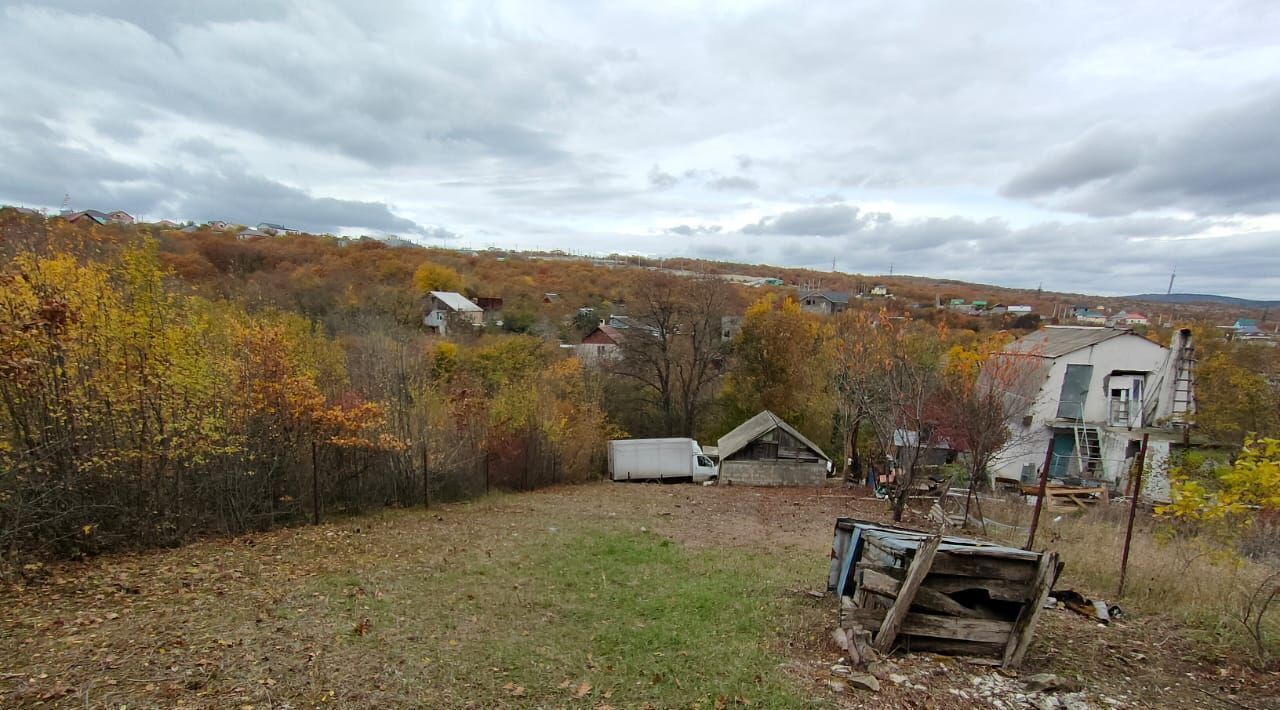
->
[1073, 423, 1103, 476]
[1171, 341, 1195, 425]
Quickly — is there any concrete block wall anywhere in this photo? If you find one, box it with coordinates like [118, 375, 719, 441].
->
[721, 460, 826, 486]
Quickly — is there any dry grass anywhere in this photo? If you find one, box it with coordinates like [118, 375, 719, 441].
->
[980, 496, 1280, 665]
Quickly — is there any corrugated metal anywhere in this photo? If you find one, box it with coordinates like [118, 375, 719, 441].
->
[1003, 326, 1132, 359]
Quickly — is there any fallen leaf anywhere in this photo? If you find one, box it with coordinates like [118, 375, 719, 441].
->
[574, 681, 592, 698]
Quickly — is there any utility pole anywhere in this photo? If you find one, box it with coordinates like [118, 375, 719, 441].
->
[1118, 434, 1149, 597]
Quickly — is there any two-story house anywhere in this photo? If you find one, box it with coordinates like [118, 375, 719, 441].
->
[424, 291, 483, 335]
[991, 326, 1194, 499]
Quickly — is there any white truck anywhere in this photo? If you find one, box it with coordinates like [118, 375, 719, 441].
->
[607, 438, 719, 483]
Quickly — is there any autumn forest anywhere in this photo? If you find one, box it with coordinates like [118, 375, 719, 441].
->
[1, 209, 1277, 567]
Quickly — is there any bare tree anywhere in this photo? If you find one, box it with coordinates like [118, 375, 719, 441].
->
[614, 271, 733, 437]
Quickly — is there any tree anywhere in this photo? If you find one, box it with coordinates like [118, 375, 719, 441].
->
[833, 311, 947, 521]
[411, 261, 464, 295]
[613, 271, 733, 437]
[722, 294, 835, 446]
[932, 334, 1042, 520]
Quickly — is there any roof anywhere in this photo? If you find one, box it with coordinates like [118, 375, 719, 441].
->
[239, 228, 269, 237]
[596, 324, 624, 342]
[1003, 326, 1150, 359]
[430, 291, 482, 312]
[717, 410, 830, 462]
[802, 290, 851, 304]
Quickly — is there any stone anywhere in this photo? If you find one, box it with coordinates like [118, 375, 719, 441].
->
[889, 674, 910, 686]
[1025, 673, 1084, 693]
[847, 673, 881, 692]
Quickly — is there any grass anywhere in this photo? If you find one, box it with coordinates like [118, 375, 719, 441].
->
[981, 499, 1280, 665]
[0, 488, 834, 708]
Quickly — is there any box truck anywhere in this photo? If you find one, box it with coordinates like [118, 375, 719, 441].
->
[607, 438, 718, 483]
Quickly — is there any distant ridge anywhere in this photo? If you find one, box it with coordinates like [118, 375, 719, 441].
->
[1126, 293, 1280, 308]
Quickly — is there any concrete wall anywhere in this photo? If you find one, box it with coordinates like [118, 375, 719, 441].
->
[721, 460, 826, 486]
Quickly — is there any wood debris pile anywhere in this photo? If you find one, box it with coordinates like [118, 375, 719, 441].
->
[828, 518, 1059, 668]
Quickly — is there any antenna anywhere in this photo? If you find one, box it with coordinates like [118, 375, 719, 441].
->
[60, 193, 71, 214]
[1166, 267, 1176, 295]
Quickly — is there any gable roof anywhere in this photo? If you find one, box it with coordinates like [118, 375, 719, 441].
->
[430, 291, 482, 312]
[595, 324, 624, 343]
[717, 410, 830, 462]
[802, 290, 851, 304]
[1003, 326, 1151, 359]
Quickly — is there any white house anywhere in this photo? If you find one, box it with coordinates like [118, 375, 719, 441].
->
[424, 291, 483, 335]
[1106, 311, 1151, 327]
[990, 326, 1194, 500]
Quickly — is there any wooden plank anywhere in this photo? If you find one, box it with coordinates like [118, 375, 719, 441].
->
[859, 566, 996, 619]
[1002, 551, 1058, 668]
[929, 552, 1036, 583]
[921, 574, 1033, 603]
[846, 608, 1014, 644]
[874, 534, 941, 653]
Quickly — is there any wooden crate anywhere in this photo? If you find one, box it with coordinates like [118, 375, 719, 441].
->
[829, 518, 1058, 668]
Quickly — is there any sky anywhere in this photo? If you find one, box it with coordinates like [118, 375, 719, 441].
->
[1, 1, 1278, 299]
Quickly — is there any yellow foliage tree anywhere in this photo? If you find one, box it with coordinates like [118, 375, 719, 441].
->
[412, 261, 464, 295]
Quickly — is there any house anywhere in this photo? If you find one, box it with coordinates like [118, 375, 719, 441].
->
[1224, 318, 1271, 341]
[1007, 306, 1033, 315]
[238, 228, 269, 239]
[607, 314, 659, 336]
[717, 410, 831, 486]
[474, 297, 504, 313]
[107, 210, 134, 225]
[989, 304, 1008, 316]
[258, 222, 301, 235]
[798, 290, 851, 316]
[870, 284, 889, 297]
[424, 291, 484, 335]
[208, 220, 230, 230]
[990, 326, 1195, 500]
[153, 219, 179, 228]
[1073, 309, 1107, 326]
[1106, 311, 1150, 327]
[573, 323, 625, 364]
[65, 210, 110, 225]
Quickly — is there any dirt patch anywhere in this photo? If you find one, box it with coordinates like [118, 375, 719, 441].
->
[2, 481, 1276, 708]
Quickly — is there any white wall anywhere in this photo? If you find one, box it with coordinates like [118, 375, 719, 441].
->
[1029, 335, 1169, 425]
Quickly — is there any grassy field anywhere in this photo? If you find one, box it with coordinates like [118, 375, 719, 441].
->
[2, 483, 1278, 708]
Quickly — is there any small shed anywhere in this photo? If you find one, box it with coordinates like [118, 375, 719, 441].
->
[717, 410, 830, 486]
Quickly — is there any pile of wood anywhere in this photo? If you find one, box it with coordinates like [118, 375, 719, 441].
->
[828, 519, 1059, 668]
[1020, 484, 1109, 512]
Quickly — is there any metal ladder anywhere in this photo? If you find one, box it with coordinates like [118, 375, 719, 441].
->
[1171, 338, 1195, 425]
[1072, 423, 1103, 476]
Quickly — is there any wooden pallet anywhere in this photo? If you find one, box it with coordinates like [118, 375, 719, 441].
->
[829, 519, 1058, 667]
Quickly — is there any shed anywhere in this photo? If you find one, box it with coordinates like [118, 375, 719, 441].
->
[717, 410, 830, 486]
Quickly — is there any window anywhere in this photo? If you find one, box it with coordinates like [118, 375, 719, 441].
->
[1056, 364, 1093, 419]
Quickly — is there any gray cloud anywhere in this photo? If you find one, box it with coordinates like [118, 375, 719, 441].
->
[648, 166, 678, 189]
[665, 224, 723, 236]
[707, 176, 758, 192]
[0, 1, 1276, 297]
[742, 204, 870, 237]
[1004, 89, 1280, 216]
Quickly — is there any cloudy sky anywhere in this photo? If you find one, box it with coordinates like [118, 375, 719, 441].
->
[2, 1, 1278, 298]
